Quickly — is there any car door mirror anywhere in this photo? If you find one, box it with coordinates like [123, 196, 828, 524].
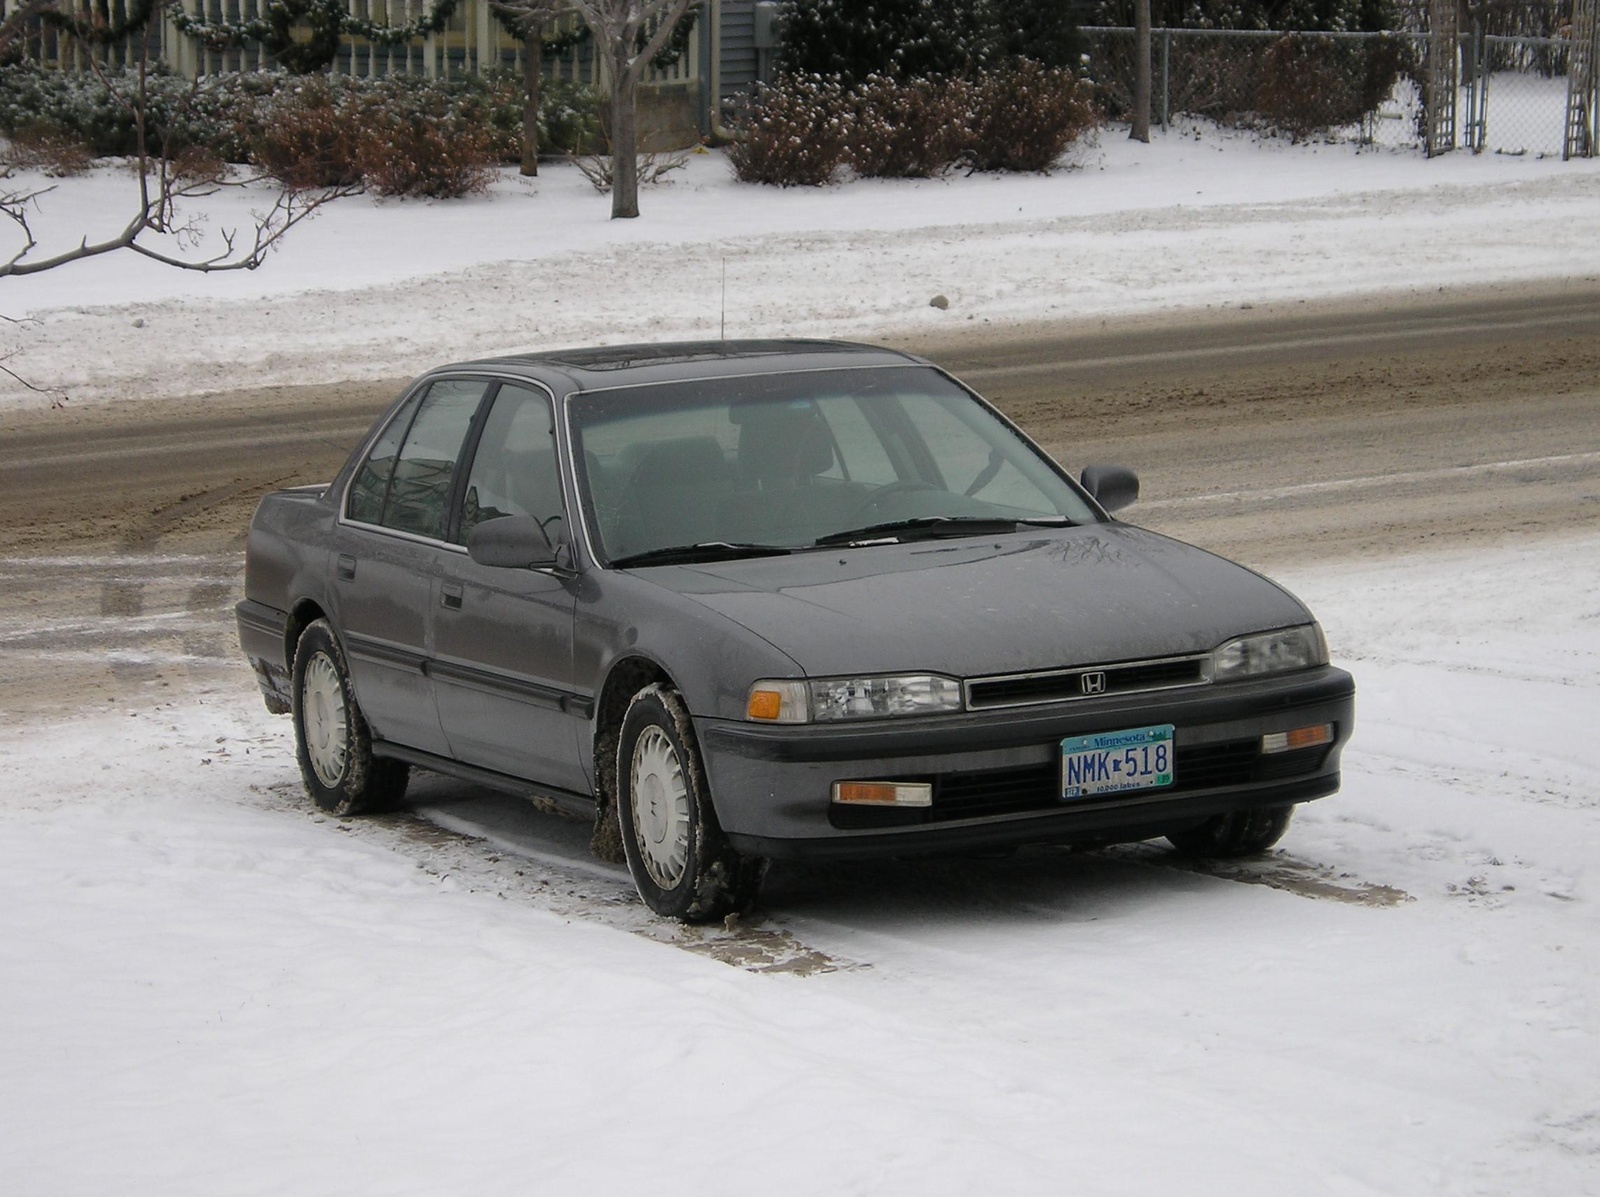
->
[1080, 464, 1140, 513]
[466, 515, 560, 569]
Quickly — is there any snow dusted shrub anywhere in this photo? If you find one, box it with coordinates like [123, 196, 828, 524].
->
[727, 73, 852, 187]
[1255, 35, 1361, 140]
[383, 74, 519, 166]
[733, 64, 1096, 186]
[254, 76, 496, 197]
[354, 103, 498, 199]
[525, 76, 605, 157]
[0, 123, 94, 176]
[964, 61, 1096, 173]
[846, 74, 970, 179]
[1254, 33, 1413, 141]
[0, 62, 270, 162]
[250, 77, 364, 190]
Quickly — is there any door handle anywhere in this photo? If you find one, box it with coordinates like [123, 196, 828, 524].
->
[441, 582, 464, 610]
[336, 554, 356, 581]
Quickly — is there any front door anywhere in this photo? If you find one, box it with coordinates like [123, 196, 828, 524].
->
[428, 383, 587, 795]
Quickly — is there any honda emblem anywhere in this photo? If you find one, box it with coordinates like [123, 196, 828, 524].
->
[1080, 671, 1107, 695]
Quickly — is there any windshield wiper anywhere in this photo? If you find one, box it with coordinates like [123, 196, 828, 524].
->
[609, 541, 794, 569]
[814, 515, 1071, 547]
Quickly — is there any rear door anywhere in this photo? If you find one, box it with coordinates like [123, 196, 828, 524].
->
[429, 382, 587, 794]
[334, 377, 488, 755]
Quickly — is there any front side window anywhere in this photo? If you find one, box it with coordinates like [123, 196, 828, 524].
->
[375, 379, 487, 539]
[570, 366, 1098, 562]
[455, 384, 564, 543]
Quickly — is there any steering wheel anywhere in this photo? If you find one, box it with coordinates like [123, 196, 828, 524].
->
[849, 479, 940, 521]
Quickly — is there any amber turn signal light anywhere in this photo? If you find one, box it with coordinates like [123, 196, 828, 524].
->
[1261, 723, 1334, 754]
[747, 690, 783, 721]
[831, 781, 933, 807]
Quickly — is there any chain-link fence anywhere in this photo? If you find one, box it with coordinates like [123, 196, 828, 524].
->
[1082, 25, 1599, 159]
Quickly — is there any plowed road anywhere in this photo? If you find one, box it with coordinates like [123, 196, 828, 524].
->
[4, 281, 1597, 563]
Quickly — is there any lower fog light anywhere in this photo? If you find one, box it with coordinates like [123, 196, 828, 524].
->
[1261, 723, 1334, 754]
[831, 781, 933, 808]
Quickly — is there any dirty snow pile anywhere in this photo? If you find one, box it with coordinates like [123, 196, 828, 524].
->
[2, 122, 1599, 408]
[2, 532, 1598, 1195]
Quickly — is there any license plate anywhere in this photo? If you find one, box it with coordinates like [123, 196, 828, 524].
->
[1060, 724, 1174, 799]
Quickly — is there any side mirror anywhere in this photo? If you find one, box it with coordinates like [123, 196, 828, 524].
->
[1080, 464, 1140, 514]
[466, 515, 560, 569]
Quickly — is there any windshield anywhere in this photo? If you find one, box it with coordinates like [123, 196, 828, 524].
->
[569, 365, 1099, 564]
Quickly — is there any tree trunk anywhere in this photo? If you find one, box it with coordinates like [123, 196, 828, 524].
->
[610, 66, 640, 219]
[1131, 0, 1151, 143]
[521, 27, 543, 176]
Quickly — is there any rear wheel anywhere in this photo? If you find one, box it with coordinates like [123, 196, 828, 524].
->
[617, 684, 765, 922]
[291, 619, 409, 816]
[1166, 805, 1294, 858]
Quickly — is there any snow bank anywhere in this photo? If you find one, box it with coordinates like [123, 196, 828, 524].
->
[3, 534, 1598, 1194]
[4, 124, 1599, 408]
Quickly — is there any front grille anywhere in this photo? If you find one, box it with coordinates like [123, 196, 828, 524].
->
[827, 740, 1330, 829]
[966, 655, 1209, 710]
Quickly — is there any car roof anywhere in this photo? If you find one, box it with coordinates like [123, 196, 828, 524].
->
[436, 339, 928, 393]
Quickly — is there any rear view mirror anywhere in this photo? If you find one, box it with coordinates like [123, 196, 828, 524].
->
[1080, 464, 1140, 513]
[466, 515, 559, 569]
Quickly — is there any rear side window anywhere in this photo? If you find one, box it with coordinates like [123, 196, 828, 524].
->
[346, 391, 422, 525]
[348, 379, 487, 539]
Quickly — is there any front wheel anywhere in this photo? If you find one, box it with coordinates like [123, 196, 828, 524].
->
[1166, 804, 1294, 858]
[291, 619, 409, 816]
[617, 684, 765, 922]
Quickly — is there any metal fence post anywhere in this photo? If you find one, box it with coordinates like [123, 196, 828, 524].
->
[1471, 23, 1489, 152]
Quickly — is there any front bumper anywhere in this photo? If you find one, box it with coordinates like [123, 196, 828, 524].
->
[697, 665, 1354, 860]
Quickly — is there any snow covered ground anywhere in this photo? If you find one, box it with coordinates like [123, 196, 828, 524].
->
[3, 534, 1598, 1195]
[3, 121, 1599, 408]
[4, 121, 1599, 1193]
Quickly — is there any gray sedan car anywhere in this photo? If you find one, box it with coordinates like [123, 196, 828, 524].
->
[237, 340, 1354, 921]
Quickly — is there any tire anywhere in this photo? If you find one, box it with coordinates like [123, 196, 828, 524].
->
[616, 684, 765, 922]
[290, 618, 409, 816]
[1166, 804, 1294, 858]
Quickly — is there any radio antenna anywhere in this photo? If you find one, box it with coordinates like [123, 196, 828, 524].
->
[720, 257, 727, 341]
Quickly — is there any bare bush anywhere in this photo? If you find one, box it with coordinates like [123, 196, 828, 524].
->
[570, 148, 687, 193]
[0, 123, 94, 176]
[965, 61, 1098, 172]
[727, 74, 853, 187]
[847, 74, 971, 179]
[250, 77, 500, 199]
[249, 79, 364, 190]
[731, 65, 1096, 186]
[356, 106, 498, 199]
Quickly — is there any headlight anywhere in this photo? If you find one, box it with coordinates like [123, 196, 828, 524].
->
[1212, 624, 1328, 681]
[747, 674, 964, 723]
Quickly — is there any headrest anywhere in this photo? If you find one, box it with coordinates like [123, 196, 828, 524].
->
[733, 400, 835, 483]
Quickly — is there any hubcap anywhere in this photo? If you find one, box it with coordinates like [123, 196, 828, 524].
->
[630, 726, 690, 890]
[302, 652, 350, 788]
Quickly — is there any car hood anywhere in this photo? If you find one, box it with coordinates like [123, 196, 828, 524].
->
[640, 524, 1313, 678]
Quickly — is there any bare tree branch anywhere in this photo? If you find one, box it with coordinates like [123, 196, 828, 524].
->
[0, 6, 357, 280]
[0, 0, 357, 406]
[0, 353, 70, 406]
